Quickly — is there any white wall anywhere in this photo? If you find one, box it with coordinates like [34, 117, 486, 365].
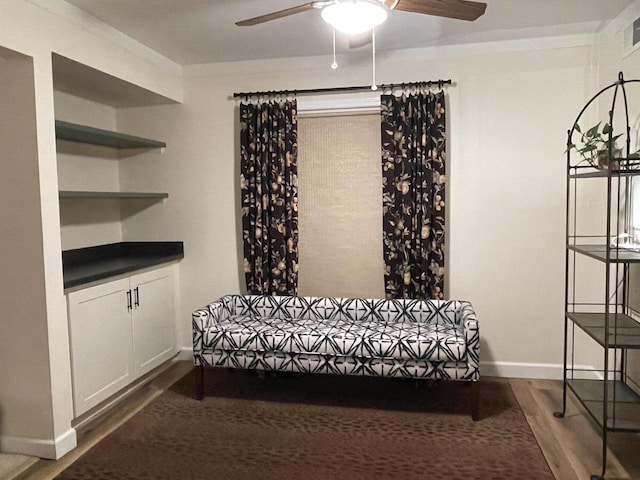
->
[117, 38, 595, 378]
[0, 48, 66, 457]
[0, 0, 182, 104]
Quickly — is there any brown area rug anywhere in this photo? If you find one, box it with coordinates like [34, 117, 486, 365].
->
[56, 369, 553, 480]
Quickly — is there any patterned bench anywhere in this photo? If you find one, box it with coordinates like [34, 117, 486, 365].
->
[192, 295, 480, 419]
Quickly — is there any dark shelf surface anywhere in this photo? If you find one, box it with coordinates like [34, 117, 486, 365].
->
[55, 120, 166, 149]
[59, 190, 168, 199]
[63, 241, 184, 289]
[567, 379, 640, 431]
[568, 244, 640, 263]
[569, 162, 640, 178]
[567, 312, 640, 348]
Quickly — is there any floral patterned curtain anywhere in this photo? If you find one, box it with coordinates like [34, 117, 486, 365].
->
[381, 90, 446, 300]
[240, 99, 299, 295]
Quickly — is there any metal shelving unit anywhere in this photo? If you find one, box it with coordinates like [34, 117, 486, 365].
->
[555, 73, 640, 480]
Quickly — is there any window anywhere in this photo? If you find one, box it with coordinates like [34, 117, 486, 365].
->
[628, 115, 640, 246]
[296, 104, 385, 298]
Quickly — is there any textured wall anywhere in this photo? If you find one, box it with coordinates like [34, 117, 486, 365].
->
[297, 114, 385, 299]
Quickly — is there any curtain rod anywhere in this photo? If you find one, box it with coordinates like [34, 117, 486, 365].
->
[233, 79, 453, 98]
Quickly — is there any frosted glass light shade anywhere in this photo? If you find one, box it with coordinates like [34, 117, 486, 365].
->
[321, 0, 388, 35]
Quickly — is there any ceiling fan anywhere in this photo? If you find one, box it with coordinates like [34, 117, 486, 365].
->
[236, 0, 488, 33]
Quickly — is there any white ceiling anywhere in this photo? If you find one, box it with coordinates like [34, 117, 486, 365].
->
[63, 0, 635, 65]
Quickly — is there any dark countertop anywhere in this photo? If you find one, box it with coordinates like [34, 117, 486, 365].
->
[63, 241, 184, 289]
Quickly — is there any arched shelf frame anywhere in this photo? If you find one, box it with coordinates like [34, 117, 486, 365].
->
[567, 72, 640, 172]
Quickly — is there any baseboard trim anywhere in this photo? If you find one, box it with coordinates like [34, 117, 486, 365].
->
[0, 428, 77, 460]
[53, 428, 77, 458]
[481, 361, 600, 380]
[175, 346, 193, 362]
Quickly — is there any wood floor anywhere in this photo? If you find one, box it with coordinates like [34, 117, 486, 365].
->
[11, 364, 640, 480]
[511, 378, 640, 480]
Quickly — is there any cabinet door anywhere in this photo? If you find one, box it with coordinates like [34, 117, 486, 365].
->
[130, 265, 177, 378]
[67, 278, 133, 416]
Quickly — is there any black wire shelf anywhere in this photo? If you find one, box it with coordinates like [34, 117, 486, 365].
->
[567, 312, 640, 348]
[568, 244, 640, 263]
[567, 379, 640, 431]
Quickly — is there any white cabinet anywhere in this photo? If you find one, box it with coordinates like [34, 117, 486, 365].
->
[131, 267, 177, 378]
[67, 264, 177, 417]
[67, 278, 134, 417]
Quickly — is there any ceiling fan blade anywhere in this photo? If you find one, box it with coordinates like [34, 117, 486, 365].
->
[236, 2, 319, 26]
[349, 31, 373, 49]
[393, 0, 487, 21]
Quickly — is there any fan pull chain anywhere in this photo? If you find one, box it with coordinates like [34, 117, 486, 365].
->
[371, 27, 377, 90]
[331, 27, 338, 70]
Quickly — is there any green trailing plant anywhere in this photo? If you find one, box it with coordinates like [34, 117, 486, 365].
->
[567, 122, 640, 168]
[567, 122, 622, 167]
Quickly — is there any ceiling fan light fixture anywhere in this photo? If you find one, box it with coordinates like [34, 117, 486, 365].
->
[321, 0, 388, 35]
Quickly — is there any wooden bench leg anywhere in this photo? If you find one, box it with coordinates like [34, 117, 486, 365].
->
[470, 381, 480, 421]
[195, 365, 204, 400]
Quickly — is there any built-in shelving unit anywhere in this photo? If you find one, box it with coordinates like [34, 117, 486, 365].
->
[54, 120, 167, 201]
[556, 72, 640, 480]
[52, 55, 182, 425]
[55, 120, 166, 149]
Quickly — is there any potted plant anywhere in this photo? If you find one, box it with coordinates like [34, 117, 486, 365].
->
[567, 121, 623, 169]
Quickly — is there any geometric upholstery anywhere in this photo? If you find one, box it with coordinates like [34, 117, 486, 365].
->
[193, 295, 479, 381]
[204, 316, 467, 361]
